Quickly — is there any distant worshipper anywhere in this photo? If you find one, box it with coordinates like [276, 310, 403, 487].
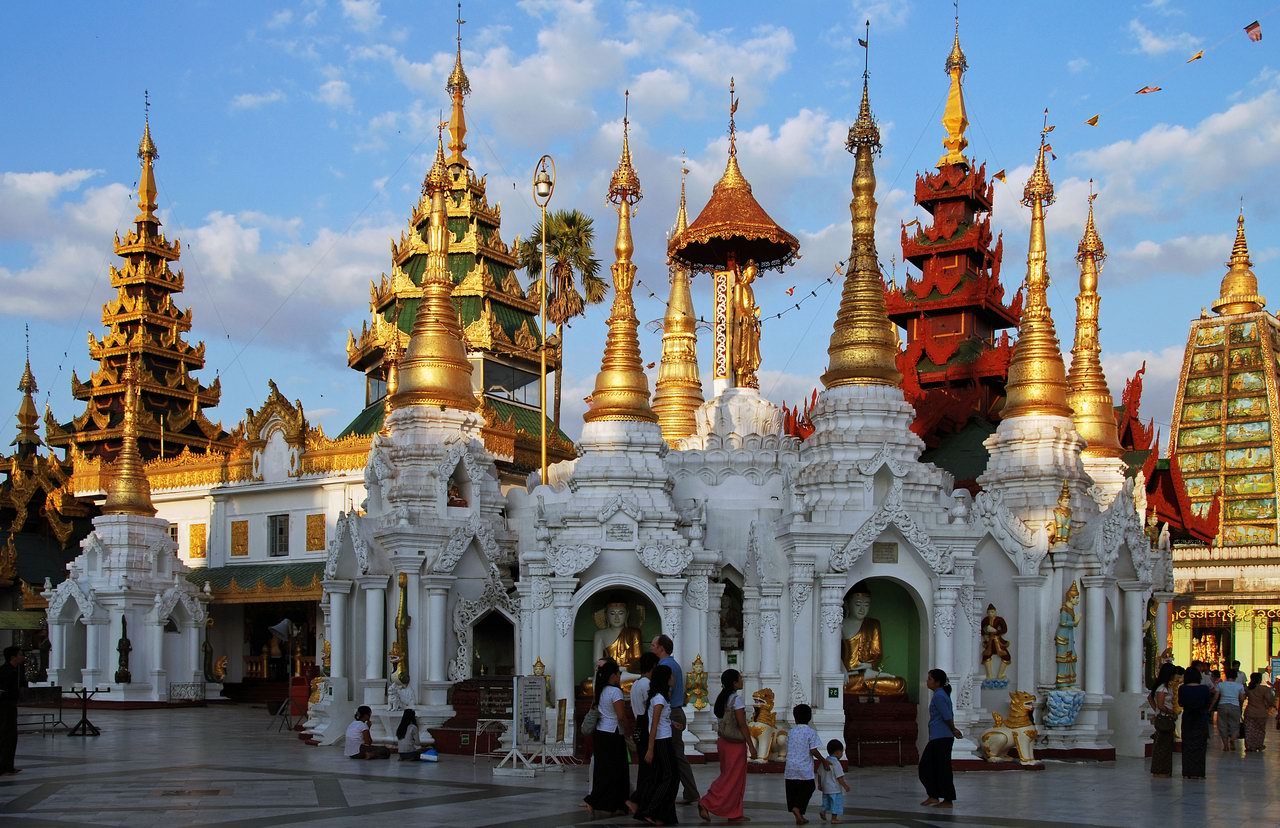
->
[0, 646, 26, 775]
[395, 709, 423, 761]
[345, 706, 390, 760]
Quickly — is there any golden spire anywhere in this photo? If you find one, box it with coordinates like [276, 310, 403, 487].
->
[937, 12, 969, 168]
[586, 94, 657, 424]
[103, 355, 155, 516]
[822, 24, 902, 389]
[446, 3, 471, 173]
[1066, 188, 1123, 458]
[720, 78, 748, 190]
[653, 161, 704, 442]
[12, 328, 41, 453]
[135, 92, 160, 228]
[1003, 124, 1073, 419]
[381, 310, 401, 435]
[1212, 208, 1266, 315]
[391, 126, 478, 412]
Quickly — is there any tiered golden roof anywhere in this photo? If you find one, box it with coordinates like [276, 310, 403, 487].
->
[585, 103, 657, 424]
[392, 130, 478, 412]
[1066, 193, 1123, 458]
[668, 79, 799, 271]
[1212, 211, 1266, 315]
[13, 357, 40, 454]
[938, 16, 969, 168]
[1002, 133, 1073, 419]
[652, 164, 705, 442]
[103, 356, 155, 516]
[822, 61, 902, 389]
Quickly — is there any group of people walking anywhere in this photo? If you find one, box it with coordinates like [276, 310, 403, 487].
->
[1149, 659, 1278, 779]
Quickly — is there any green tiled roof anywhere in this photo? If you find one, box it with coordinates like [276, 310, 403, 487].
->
[185, 562, 324, 593]
[338, 400, 383, 438]
[920, 417, 995, 482]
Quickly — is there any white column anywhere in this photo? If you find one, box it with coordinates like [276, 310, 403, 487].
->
[1154, 591, 1173, 659]
[83, 618, 106, 687]
[550, 577, 577, 711]
[49, 621, 65, 676]
[359, 576, 389, 682]
[742, 586, 761, 683]
[682, 571, 710, 674]
[185, 621, 203, 683]
[759, 584, 782, 687]
[786, 561, 816, 705]
[933, 588, 958, 677]
[324, 580, 352, 681]
[1119, 581, 1146, 694]
[1082, 576, 1112, 696]
[394, 567, 422, 690]
[817, 574, 845, 712]
[1013, 575, 1042, 692]
[706, 581, 726, 677]
[424, 576, 454, 683]
[657, 578, 688, 661]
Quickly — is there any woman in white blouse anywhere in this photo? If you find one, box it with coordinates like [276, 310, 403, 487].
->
[628, 664, 679, 825]
[699, 669, 756, 821]
[585, 658, 631, 817]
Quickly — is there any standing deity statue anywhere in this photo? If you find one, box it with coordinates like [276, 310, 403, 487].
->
[1047, 482, 1073, 546]
[1054, 581, 1081, 689]
[114, 616, 132, 684]
[841, 586, 907, 697]
[592, 602, 645, 679]
[731, 259, 762, 388]
[981, 604, 1011, 681]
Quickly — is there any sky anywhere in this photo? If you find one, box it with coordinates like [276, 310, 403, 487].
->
[1, 0, 1277, 448]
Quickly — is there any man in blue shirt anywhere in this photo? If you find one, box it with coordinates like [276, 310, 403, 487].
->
[651, 634, 699, 803]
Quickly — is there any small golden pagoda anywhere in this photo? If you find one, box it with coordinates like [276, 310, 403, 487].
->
[102, 356, 155, 517]
[651, 165, 704, 442]
[584, 99, 657, 424]
[1169, 211, 1280, 545]
[1065, 193, 1123, 458]
[46, 112, 231, 462]
[1001, 132, 1072, 420]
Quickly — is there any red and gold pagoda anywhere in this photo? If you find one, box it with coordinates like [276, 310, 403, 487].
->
[886, 22, 1021, 460]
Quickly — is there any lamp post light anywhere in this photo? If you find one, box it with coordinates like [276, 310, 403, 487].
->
[532, 154, 555, 484]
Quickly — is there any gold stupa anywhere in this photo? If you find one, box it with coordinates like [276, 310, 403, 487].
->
[651, 164, 705, 442]
[1002, 133, 1073, 419]
[390, 129, 479, 412]
[585, 101, 657, 424]
[103, 356, 155, 517]
[1212, 211, 1266, 315]
[1066, 193, 1123, 458]
[938, 16, 969, 168]
[822, 61, 902, 389]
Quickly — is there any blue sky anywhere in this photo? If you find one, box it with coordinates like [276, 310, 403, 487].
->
[1, 0, 1276, 445]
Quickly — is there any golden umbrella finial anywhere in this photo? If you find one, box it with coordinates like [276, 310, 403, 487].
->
[1212, 205, 1266, 315]
[585, 95, 656, 424]
[104, 354, 156, 516]
[823, 21, 900, 389]
[1067, 184, 1123, 458]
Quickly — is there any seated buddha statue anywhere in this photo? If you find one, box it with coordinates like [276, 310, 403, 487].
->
[592, 602, 644, 681]
[841, 587, 907, 698]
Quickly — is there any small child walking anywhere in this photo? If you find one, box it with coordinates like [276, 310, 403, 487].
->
[816, 739, 850, 823]
[782, 704, 831, 825]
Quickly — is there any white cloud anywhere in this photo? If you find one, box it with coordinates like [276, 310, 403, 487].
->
[629, 68, 691, 113]
[1128, 19, 1200, 56]
[851, 0, 912, 30]
[1067, 57, 1090, 74]
[265, 9, 293, 29]
[316, 78, 354, 110]
[229, 90, 286, 111]
[341, 0, 383, 32]
[1102, 345, 1186, 430]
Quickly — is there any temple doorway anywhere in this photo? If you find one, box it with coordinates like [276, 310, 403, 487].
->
[572, 588, 661, 692]
[472, 611, 515, 678]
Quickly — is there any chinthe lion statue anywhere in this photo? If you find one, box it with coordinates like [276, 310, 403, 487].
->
[980, 690, 1040, 766]
[747, 688, 789, 764]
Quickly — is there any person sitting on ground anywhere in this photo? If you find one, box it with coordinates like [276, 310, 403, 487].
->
[345, 706, 390, 760]
[396, 709, 423, 761]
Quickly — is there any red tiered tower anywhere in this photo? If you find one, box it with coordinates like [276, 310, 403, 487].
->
[884, 22, 1021, 482]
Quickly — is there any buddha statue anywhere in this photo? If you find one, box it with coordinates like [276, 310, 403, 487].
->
[841, 586, 907, 698]
[592, 602, 645, 679]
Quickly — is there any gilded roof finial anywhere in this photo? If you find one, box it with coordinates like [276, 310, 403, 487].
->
[424, 117, 451, 195]
[586, 95, 656, 424]
[446, 3, 470, 173]
[135, 92, 160, 227]
[1067, 185, 1123, 458]
[823, 21, 901, 389]
[653, 158, 703, 443]
[937, 3, 970, 168]
[103, 354, 156, 516]
[1213, 205, 1266, 315]
[718, 78, 747, 189]
[13, 325, 41, 453]
[392, 122, 478, 412]
[1004, 116, 1072, 419]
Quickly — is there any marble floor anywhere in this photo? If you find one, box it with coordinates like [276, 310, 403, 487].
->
[0, 706, 1273, 827]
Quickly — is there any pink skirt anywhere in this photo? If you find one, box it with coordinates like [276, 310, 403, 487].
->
[701, 737, 748, 819]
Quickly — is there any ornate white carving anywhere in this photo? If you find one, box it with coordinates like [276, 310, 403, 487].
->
[434, 516, 502, 574]
[637, 542, 693, 576]
[830, 477, 951, 574]
[791, 581, 812, 623]
[760, 610, 779, 642]
[1091, 480, 1150, 580]
[545, 543, 600, 577]
[791, 672, 807, 705]
[820, 604, 843, 635]
[685, 575, 709, 610]
[436, 442, 487, 507]
[933, 602, 956, 638]
[47, 578, 95, 622]
[530, 578, 553, 610]
[856, 442, 910, 479]
[597, 494, 642, 524]
[974, 489, 1047, 576]
[449, 565, 519, 681]
[153, 587, 205, 625]
[555, 606, 573, 638]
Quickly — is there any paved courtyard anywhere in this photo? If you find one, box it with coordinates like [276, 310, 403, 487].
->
[0, 706, 1273, 827]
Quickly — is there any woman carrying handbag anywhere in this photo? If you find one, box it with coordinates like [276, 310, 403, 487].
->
[1148, 663, 1177, 777]
[699, 670, 756, 822]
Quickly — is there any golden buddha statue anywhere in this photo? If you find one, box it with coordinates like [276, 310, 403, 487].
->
[592, 602, 645, 678]
[731, 259, 762, 388]
[841, 587, 907, 697]
[1047, 481, 1072, 547]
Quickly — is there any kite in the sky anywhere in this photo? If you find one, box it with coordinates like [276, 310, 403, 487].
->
[1246, 20, 1262, 41]
[992, 169, 1007, 182]
[1085, 114, 1100, 126]
[1136, 86, 1162, 94]
[1187, 49, 1205, 63]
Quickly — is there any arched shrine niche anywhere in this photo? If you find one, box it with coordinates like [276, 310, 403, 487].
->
[572, 588, 661, 694]
[472, 611, 515, 677]
[842, 579, 922, 703]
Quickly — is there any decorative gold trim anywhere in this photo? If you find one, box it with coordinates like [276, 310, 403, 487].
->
[305, 514, 326, 552]
[230, 520, 249, 556]
[188, 523, 207, 559]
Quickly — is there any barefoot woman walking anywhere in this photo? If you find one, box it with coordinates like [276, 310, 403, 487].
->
[918, 669, 960, 808]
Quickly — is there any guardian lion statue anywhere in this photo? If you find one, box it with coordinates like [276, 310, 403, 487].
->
[980, 691, 1040, 766]
[747, 688, 789, 764]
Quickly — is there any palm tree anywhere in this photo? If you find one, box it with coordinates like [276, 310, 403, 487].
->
[517, 209, 606, 431]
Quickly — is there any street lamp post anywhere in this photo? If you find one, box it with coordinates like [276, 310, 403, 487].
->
[532, 155, 555, 484]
